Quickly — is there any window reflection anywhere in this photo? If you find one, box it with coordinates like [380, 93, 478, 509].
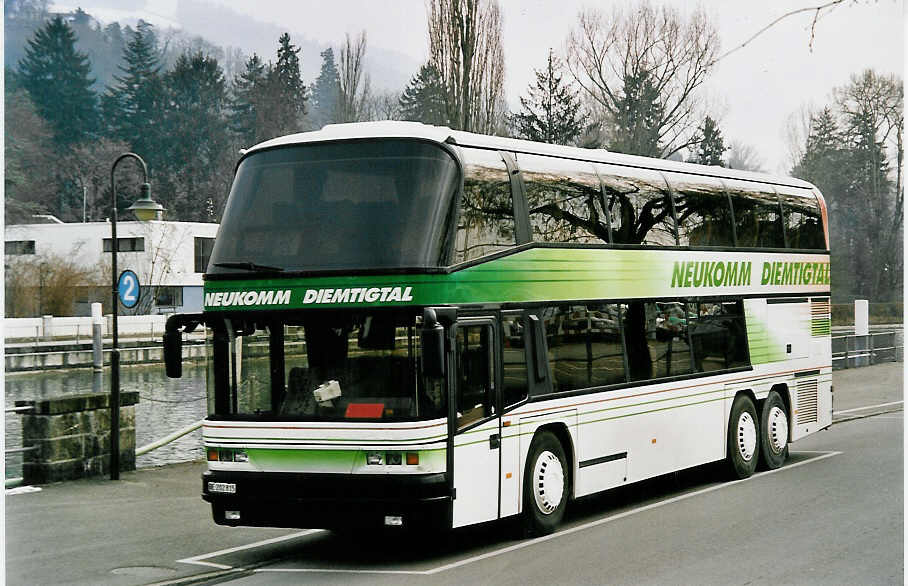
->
[519, 154, 609, 244]
[596, 164, 676, 246]
[454, 148, 517, 262]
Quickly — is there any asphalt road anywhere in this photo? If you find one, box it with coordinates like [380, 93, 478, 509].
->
[163, 412, 903, 586]
[5, 363, 902, 586]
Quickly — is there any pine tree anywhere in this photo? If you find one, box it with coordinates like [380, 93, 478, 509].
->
[102, 20, 165, 167]
[512, 50, 583, 145]
[689, 116, 727, 166]
[162, 51, 230, 220]
[257, 33, 307, 140]
[17, 16, 98, 146]
[310, 48, 340, 128]
[399, 62, 447, 126]
[609, 70, 664, 157]
[229, 53, 267, 144]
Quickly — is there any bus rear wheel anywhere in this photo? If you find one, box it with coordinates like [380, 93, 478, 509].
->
[759, 390, 789, 470]
[726, 394, 759, 479]
[523, 431, 569, 536]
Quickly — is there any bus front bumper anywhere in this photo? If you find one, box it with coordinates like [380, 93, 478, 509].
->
[202, 470, 452, 530]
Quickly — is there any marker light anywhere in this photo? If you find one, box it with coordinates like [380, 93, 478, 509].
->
[225, 510, 241, 520]
[384, 515, 403, 526]
[406, 452, 419, 466]
[207, 448, 219, 461]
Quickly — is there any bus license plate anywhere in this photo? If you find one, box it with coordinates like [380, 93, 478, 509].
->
[208, 482, 236, 494]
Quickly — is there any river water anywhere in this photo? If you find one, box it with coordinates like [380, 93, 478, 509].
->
[5, 363, 209, 479]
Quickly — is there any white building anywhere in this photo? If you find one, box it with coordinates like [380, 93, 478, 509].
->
[5, 219, 219, 315]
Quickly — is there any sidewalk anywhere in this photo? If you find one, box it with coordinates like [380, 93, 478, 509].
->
[5, 363, 903, 586]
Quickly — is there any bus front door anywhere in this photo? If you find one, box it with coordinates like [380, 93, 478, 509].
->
[451, 319, 501, 528]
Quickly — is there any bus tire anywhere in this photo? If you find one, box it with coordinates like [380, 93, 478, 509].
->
[759, 390, 789, 470]
[523, 430, 569, 536]
[726, 394, 759, 480]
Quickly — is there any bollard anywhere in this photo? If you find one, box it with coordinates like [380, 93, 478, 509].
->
[854, 300, 869, 367]
[92, 302, 104, 372]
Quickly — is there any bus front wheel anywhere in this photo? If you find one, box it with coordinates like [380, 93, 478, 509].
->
[523, 430, 569, 536]
[726, 394, 759, 479]
[759, 390, 789, 470]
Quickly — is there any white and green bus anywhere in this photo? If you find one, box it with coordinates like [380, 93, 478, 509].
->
[164, 121, 832, 534]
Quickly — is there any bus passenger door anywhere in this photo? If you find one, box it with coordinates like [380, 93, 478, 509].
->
[451, 319, 501, 528]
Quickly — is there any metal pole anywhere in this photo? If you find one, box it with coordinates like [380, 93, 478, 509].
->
[109, 153, 149, 481]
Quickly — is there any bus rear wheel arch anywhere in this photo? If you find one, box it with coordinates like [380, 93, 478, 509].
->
[523, 430, 570, 535]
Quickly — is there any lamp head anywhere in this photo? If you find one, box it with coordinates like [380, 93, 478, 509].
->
[127, 184, 163, 221]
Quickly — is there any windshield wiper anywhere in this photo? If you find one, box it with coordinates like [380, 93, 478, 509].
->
[213, 261, 284, 272]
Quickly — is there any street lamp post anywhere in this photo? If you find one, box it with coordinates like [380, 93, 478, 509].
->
[109, 153, 163, 480]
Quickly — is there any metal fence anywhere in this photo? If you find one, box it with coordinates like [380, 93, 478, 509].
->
[832, 331, 903, 369]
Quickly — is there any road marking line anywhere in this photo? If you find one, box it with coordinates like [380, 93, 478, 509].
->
[256, 568, 428, 575]
[248, 451, 840, 576]
[177, 529, 323, 569]
[834, 400, 903, 415]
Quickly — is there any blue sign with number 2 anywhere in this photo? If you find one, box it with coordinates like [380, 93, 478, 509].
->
[118, 270, 141, 309]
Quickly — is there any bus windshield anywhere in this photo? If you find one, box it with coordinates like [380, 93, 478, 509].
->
[207, 310, 447, 421]
[208, 140, 460, 274]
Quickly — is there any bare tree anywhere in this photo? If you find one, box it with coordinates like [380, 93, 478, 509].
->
[427, 0, 506, 134]
[725, 140, 765, 172]
[367, 90, 402, 121]
[337, 31, 371, 123]
[565, 1, 719, 157]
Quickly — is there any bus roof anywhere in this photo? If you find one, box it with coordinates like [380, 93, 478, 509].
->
[245, 121, 817, 193]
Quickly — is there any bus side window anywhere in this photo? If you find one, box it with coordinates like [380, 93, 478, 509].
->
[595, 164, 676, 246]
[455, 324, 494, 429]
[501, 315, 529, 407]
[689, 301, 749, 371]
[779, 191, 825, 250]
[518, 154, 608, 244]
[667, 174, 736, 247]
[455, 149, 517, 263]
[728, 186, 785, 249]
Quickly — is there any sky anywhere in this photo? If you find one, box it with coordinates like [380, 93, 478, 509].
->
[50, 0, 904, 174]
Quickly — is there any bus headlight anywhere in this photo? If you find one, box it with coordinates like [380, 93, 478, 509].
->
[366, 452, 383, 465]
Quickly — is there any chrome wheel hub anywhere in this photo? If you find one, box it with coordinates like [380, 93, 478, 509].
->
[737, 411, 757, 462]
[532, 450, 565, 515]
[767, 405, 788, 454]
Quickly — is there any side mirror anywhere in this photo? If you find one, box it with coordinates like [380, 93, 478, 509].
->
[420, 308, 445, 378]
[163, 329, 182, 378]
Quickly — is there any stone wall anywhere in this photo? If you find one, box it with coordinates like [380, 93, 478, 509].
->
[16, 392, 139, 484]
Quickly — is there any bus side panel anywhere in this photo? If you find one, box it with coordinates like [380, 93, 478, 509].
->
[623, 390, 725, 484]
[574, 412, 627, 499]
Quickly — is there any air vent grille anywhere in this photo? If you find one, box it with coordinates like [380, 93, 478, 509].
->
[810, 299, 831, 337]
[796, 379, 819, 424]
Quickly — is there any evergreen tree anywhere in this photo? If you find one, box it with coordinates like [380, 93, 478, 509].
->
[17, 16, 98, 146]
[162, 51, 231, 220]
[102, 20, 165, 168]
[229, 53, 267, 145]
[512, 49, 583, 145]
[609, 70, 664, 157]
[310, 48, 340, 128]
[689, 116, 727, 166]
[398, 62, 447, 126]
[258, 33, 307, 140]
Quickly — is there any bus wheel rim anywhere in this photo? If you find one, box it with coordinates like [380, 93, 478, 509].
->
[768, 406, 788, 454]
[533, 450, 564, 515]
[737, 411, 757, 462]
